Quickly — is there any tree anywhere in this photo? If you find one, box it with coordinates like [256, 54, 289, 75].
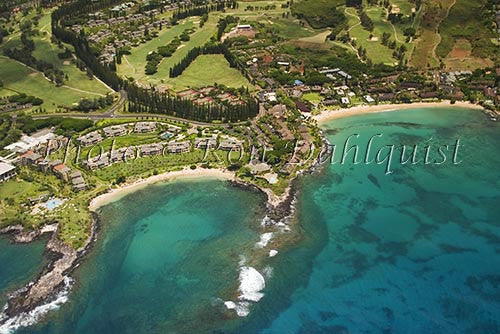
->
[346, 0, 362, 7]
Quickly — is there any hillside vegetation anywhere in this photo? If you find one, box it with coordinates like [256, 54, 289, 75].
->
[291, 0, 347, 31]
[436, 0, 497, 61]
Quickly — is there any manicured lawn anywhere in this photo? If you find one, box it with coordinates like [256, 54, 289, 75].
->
[0, 57, 103, 111]
[92, 150, 219, 182]
[162, 54, 253, 90]
[343, 5, 412, 66]
[302, 92, 322, 104]
[0, 9, 111, 111]
[118, 15, 219, 86]
[32, 39, 111, 96]
[117, 19, 196, 79]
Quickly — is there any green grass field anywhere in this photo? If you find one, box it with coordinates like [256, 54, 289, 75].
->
[270, 18, 319, 40]
[0, 57, 106, 111]
[0, 10, 111, 111]
[162, 54, 253, 90]
[117, 19, 196, 79]
[117, 15, 219, 86]
[342, 5, 413, 66]
[291, 0, 346, 30]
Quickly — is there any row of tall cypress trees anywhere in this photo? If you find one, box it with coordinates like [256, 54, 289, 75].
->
[51, 0, 258, 123]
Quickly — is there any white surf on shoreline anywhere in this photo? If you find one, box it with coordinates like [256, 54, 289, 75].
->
[0, 276, 72, 334]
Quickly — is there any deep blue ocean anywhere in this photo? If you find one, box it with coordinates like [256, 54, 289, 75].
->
[1, 107, 499, 333]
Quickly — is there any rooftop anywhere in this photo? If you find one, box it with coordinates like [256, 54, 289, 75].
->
[0, 162, 15, 175]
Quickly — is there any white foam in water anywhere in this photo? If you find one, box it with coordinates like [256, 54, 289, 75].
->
[0, 276, 72, 334]
[262, 266, 273, 280]
[269, 249, 278, 257]
[238, 266, 265, 302]
[224, 266, 266, 317]
[255, 232, 273, 248]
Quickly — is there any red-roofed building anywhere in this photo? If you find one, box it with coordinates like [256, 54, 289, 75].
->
[53, 164, 71, 181]
[263, 55, 273, 64]
[177, 89, 200, 100]
[193, 97, 214, 105]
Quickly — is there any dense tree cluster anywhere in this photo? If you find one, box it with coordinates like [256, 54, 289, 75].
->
[4, 93, 43, 106]
[17, 116, 94, 135]
[359, 11, 374, 31]
[127, 86, 258, 123]
[346, 0, 362, 7]
[172, 1, 236, 20]
[74, 95, 114, 112]
[0, 116, 21, 150]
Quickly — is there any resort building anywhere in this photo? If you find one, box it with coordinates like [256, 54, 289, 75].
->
[177, 89, 200, 100]
[134, 122, 157, 133]
[139, 143, 163, 156]
[0, 162, 16, 183]
[110, 147, 136, 163]
[166, 141, 191, 154]
[19, 151, 43, 166]
[53, 163, 71, 182]
[84, 155, 110, 170]
[70, 171, 88, 191]
[77, 131, 103, 146]
[103, 125, 128, 137]
[194, 137, 217, 149]
[5, 129, 55, 153]
[222, 24, 256, 41]
[247, 160, 271, 174]
[219, 139, 243, 151]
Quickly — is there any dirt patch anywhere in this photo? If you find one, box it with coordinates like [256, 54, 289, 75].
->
[290, 40, 330, 50]
[447, 39, 471, 58]
[445, 56, 493, 71]
[29, 72, 38, 77]
[297, 30, 331, 44]
[63, 60, 70, 65]
[444, 39, 493, 70]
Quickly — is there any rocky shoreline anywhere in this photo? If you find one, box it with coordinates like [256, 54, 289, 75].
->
[0, 214, 100, 328]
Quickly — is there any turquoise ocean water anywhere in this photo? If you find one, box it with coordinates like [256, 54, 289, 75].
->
[4, 107, 500, 333]
[0, 236, 48, 307]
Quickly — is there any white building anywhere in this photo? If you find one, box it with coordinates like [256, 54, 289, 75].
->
[5, 130, 55, 153]
[0, 162, 16, 182]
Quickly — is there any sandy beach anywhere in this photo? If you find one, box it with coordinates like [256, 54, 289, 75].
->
[89, 168, 236, 211]
[313, 100, 484, 123]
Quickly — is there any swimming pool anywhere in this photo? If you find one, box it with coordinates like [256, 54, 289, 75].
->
[161, 132, 172, 139]
[44, 198, 63, 210]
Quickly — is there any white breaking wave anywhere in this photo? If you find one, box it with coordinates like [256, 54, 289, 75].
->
[238, 266, 265, 302]
[255, 232, 273, 248]
[0, 276, 72, 334]
[223, 301, 251, 317]
[269, 249, 278, 257]
[224, 266, 266, 317]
